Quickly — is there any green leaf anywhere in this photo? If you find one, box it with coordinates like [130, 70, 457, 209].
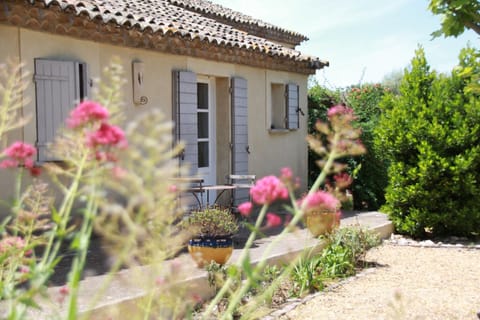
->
[70, 234, 81, 250]
[51, 207, 61, 225]
[241, 254, 253, 280]
[18, 296, 41, 309]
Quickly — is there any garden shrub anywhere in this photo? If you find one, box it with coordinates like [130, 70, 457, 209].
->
[344, 84, 390, 210]
[307, 84, 336, 187]
[374, 46, 480, 237]
[308, 82, 389, 210]
[290, 226, 380, 297]
[325, 225, 381, 264]
[291, 255, 324, 296]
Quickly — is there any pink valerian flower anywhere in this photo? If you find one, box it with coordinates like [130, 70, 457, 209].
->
[19, 265, 30, 274]
[280, 167, 293, 181]
[29, 166, 42, 177]
[238, 202, 253, 217]
[0, 159, 18, 168]
[0, 236, 26, 253]
[170, 258, 182, 274]
[168, 184, 178, 193]
[283, 214, 292, 227]
[191, 293, 203, 304]
[0, 142, 35, 168]
[59, 285, 69, 295]
[294, 177, 301, 189]
[66, 100, 109, 128]
[57, 285, 70, 304]
[2, 142, 36, 160]
[111, 166, 127, 179]
[250, 176, 288, 205]
[334, 173, 353, 189]
[0, 142, 42, 176]
[299, 191, 340, 213]
[280, 167, 301, 190]
[265, 213, 282, 228]
[95, 151, 118, 162]
[87, 122, 127, 148]
[155, 276, 166, 286]
[327, 105, 354, 118]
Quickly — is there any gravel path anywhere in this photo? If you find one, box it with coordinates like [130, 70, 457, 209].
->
[277, 243, 480, 320]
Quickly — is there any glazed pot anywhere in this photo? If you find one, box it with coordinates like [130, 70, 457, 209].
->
[304, 210, 341, 237]
[188, 235, 233, 268]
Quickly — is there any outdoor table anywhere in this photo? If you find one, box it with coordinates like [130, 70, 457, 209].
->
[188, 184, 237, 207]
[170, 177, 237, 208]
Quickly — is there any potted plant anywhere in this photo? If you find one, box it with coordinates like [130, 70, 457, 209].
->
[183, 206, 239, 268]
[300, 191, 342, 237]
[304, 210, 341, 237]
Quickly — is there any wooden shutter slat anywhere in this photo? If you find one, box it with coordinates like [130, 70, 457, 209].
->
[34, 59, 77, 162]
[231, 77, 249, 205]
[286, 83, 300, 130]
[172, 70, 198, 176]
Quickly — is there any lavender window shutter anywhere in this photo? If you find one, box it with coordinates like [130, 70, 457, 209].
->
[286, 83, 300, 130]
[172, 70, 198, 175]
[34, 59, 77, 162]
[231, 77, 249, 205]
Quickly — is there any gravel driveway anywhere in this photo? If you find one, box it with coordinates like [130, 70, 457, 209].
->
[277, 243, 480, 320]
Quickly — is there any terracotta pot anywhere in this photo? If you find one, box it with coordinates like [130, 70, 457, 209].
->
[304, 211, 340, 237]
[188, 235, 233, 268]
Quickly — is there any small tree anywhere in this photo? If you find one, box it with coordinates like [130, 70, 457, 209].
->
[375, 46, 480, 237]
[429, 0, 480, 37]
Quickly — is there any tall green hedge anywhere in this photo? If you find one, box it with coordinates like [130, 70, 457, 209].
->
[374, 47, 480, 237]
[307, 83, 389, 210]
[307, 84, 337, 187]
[344, 85, 389, 210]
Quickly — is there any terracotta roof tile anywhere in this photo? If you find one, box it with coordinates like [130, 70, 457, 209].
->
[168, 0, 308, 44]
[8, 0, 327, 72]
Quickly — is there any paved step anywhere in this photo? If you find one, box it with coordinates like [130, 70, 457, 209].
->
[24, 211, 393, 319]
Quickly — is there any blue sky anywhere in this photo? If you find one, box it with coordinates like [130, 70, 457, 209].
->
[213, 0, 478, 88]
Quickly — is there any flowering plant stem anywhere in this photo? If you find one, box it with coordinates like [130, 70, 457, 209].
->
[8, 153, 89, 320]
[203, 202, 268, 318]
[67, 179, 99, 319]
[81, 221, 138, 319]
[11, 169, 23, 236]
[40, 154, 87, 270]
[203, 132, 340, 319]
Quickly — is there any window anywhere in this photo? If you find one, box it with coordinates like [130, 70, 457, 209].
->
[271, 83, 286, 130]
[197, 82, 209, 168]
[173, 71, 249, 179]
[270, 83, 300, 131]
[34, 59, 88, 162]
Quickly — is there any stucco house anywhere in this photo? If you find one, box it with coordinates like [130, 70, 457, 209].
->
[0, 0, 328, 202]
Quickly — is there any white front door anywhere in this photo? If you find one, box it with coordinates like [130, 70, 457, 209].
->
[197, 77, 216, 204]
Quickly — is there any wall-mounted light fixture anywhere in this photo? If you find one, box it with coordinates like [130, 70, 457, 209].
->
[132, 61, 148, 105]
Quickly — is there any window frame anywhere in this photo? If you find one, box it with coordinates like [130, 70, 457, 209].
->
[269, 82, 300, 133]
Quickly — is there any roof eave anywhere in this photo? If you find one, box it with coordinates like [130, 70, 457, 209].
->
[1, 1, 326, 75]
